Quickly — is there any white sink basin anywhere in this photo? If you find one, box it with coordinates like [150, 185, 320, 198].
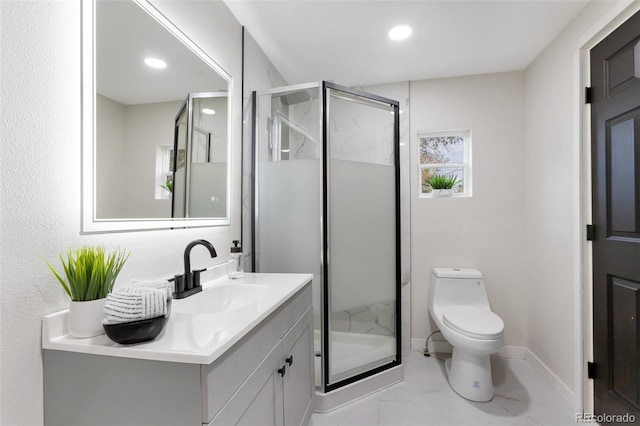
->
[172, 284, 271, 314]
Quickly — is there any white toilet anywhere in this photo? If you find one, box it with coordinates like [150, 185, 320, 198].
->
[427, 267, 504, 402]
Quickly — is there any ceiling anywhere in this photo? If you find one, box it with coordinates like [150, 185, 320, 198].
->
[97, 0, 228, 105]
[225, 0, 591, 87]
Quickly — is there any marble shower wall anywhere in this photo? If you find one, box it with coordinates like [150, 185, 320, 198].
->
[241, 29, 288, 269]
[331, 301, 396, 336]
[326, 95, 395, 166]
[288, 95, 321, 160]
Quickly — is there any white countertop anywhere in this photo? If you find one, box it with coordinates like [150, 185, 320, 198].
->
[42, 273, 313, 365]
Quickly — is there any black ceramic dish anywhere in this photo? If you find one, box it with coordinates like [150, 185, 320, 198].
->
[103, 299, 171, 345]
[104, 316, 167, 344]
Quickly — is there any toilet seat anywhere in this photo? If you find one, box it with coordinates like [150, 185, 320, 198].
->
[443, 306, 504, 340]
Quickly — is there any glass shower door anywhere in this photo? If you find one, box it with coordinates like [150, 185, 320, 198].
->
[324, 84, 400, 388]
[254, 81, 400, 394]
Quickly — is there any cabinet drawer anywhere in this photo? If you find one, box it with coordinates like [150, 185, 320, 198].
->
[201, 284, 312, 423]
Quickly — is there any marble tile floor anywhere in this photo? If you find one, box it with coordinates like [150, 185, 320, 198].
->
[311, 350, 576, 426]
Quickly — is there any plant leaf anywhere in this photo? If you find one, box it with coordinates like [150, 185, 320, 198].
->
[46, 245, 129, 301]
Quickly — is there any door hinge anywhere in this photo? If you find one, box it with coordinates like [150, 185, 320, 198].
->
[586, 224, 594, 241]
[588, 362, 597, 379]
[277, 365, 286, 377]
[585, 87, 593, 104]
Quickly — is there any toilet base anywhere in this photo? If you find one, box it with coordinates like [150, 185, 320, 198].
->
[445, 348, 494, 402]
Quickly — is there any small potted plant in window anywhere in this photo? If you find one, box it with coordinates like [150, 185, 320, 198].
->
[160, 180, 173, 193]
[427, 173, 460, 197]
[47, 246, 129, 338]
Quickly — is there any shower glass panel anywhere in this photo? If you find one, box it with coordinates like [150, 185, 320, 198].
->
[254, 81, 400, 395]
[172, 92, 228, 218]
[325, 88, 398, 386]
[254, 82, 322, 321]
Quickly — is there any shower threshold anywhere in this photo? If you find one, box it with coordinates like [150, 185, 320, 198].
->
[313, 330, 403, 412]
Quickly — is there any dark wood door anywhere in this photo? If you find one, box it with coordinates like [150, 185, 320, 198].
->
[591, 9, 640, 423]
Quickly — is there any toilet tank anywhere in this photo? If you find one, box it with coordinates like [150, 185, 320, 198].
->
[428, 268, 491, 314]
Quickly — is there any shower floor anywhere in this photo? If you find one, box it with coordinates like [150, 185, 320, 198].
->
[314, 329, 396, 386]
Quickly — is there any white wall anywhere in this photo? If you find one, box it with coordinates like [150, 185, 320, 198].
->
[524, 0, 637, 409]
[410, 71, 527, 349]
[0, 1, 242, 424]
[96, 94, 128, 218]
[96, 95, 180, 219]
[122, 100, 181, 218]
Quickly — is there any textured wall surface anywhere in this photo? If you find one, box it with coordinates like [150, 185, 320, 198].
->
[0, 1, 242, 424]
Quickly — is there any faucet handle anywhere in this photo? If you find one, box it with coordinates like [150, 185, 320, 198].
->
[192, 268, 206, 289]
[172, 274, 186, 295]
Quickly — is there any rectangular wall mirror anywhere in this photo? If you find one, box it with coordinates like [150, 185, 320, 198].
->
[82, 0, 232, 232]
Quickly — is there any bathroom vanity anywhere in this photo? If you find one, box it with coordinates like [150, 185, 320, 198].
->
[42, 273, 314, 426]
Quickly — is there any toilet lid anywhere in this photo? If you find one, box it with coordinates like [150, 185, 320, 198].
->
[442, 306, 504, 340]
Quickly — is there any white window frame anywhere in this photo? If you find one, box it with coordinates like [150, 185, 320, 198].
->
[418, 129, 472, 198]
[155, 145, 173, 200]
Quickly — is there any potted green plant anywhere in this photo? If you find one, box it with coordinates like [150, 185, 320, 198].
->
[47, 245, 129, 338]
[160, 180, 173, 193]
[427, 173, 460, 197]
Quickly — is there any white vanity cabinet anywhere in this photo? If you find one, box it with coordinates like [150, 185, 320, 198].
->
[43, 275, 314, 426]
[208, 308, 313, 426]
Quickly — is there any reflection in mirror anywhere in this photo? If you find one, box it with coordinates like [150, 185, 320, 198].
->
[84, 0, 231, 231]
[171, 92, 228, 218]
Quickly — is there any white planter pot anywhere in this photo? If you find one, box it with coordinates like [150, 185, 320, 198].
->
[432, 189, 453, 197]
[68, 299, 106, 338]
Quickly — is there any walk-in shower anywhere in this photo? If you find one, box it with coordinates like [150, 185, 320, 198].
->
[253, 82, 402, 410]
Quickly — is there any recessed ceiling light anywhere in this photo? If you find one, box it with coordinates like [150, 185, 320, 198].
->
[144, 57, 167, 69]
[202, 108, 216, 115]
[388, 25, 412, 41]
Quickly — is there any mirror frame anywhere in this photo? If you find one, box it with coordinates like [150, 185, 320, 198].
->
[81, 0, 233, 233]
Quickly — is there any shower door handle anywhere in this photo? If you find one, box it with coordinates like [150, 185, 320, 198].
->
[286, 356, 293, 366]
[277, 365, 286, 377]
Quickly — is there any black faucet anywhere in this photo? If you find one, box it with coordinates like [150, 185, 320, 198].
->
[173, 239, 217, 299]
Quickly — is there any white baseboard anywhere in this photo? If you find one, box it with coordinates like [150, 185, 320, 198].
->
[410, 338, 577, 410]
[494, 346, 526, 360]
[525, 348, 578, 411]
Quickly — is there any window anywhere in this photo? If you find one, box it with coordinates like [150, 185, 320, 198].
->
[418, 130, 471, 197]
[155, 145, 173, 200]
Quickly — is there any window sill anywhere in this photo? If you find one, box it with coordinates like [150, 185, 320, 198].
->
[419, 193, 471, 199]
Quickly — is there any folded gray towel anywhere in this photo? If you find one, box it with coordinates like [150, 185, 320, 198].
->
[127, 279, 172, 300]
[103, 281, 171, 325]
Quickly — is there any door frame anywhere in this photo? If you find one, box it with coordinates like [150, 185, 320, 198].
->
[579, 0, 640, 414]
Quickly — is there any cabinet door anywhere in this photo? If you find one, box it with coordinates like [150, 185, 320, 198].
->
[209, 343, 284, 426]
[281, 308, 314, 426]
